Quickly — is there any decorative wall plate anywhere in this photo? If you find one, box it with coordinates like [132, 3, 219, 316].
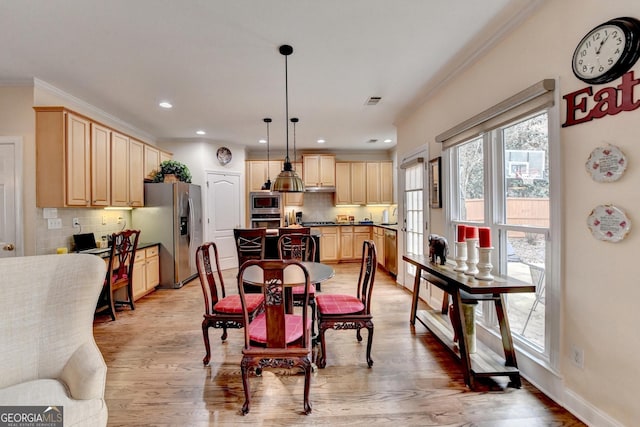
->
[587, 204, 631, 242]
[217, 147, 232, 165]
[585, 144, 627, 182]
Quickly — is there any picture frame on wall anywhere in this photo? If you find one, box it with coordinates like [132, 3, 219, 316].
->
[429, 157, 442, 209]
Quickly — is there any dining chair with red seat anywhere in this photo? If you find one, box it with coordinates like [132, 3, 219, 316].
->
[237, 259, 313, 415]
[315, 239, 377, 368]
[95, 229, 140, 321]
[277, 233, 318, 336]
[195, 242, 264, 366]
[234, 228, 266, 293]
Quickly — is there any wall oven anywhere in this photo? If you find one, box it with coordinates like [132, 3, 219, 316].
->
[249, 192, 282, 229]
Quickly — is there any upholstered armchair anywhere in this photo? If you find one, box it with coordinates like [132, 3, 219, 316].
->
[0, 254, 108, 427]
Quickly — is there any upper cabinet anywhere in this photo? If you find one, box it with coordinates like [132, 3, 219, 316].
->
[366, 161, 393, 204]
[144, 145, 173, 181]
[335, 162, 366, 205]
[35, 106, 163, 208]
[303, 154, 335, 188]
[246, 160, 282, 192]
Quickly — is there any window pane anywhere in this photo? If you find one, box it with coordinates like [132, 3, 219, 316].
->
[503, 113, 549, 227]
[504, 230, 546, 348]
[456, 137, 484, 222]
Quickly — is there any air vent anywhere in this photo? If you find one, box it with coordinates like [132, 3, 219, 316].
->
[365, 96, 381, 105]
[367, 139, 378, 144]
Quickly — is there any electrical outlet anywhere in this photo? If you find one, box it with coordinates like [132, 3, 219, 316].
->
[571, 345, 584, 368]
[47, 218, 62, 229]
[102, 216, 107, 225]
[117, 217, 123, 224]
[72, 218, 80, 227]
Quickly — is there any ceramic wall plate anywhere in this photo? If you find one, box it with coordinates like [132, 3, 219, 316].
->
[585, 144, 627, 182]
[217, 147, 232, 165]
[587, 204, 631, 242]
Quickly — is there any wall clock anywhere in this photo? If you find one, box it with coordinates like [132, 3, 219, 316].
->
[572, 17, 640, 85]
[216, 147, 232, 165]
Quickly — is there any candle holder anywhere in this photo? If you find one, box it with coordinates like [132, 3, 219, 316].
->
[464, 238, 479, 276]
[475, 246, 494, 281]
[454, 241, 468, 272]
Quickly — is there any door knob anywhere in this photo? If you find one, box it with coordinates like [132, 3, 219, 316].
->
[3, 243, 15, 251]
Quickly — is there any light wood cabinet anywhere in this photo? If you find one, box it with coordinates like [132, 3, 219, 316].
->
[90, 123, 111, 206]
[144, 145, 161, 180]
[354, 226, 372, 259]
[132, 245, 160, 301]
[303, 154, 335, 188]
[160, 151, 173, 164]
[314, 226, 338, 262]
[335, 162, 367, 205]
[111, 133, 144, 207]
[35, 108, 91, 207]
[340, 226, 354, 259]
[246, 160, 282, 192]
[339, 225, 371, 261]
[373, 226, 386, 268]
[366, 161, 393, 204]
[284, 162, 304, 206]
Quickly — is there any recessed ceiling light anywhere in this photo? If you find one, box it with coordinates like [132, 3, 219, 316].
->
[258, 139, 267, 144]
[367, 139, 378, 144]
[196, 130, 206, 135]
[317, 139, 326, 144]
[384, 139, 392, 143]
[159, 101, 173, 109]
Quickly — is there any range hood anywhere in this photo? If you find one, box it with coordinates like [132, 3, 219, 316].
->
[304, 185, 335, 193]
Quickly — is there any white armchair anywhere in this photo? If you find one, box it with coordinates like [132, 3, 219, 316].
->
[0, 254, 108, 427]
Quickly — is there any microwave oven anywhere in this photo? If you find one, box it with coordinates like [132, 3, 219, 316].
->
[250, 192, 282, 214]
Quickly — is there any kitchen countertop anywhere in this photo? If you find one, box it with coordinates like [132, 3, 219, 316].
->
[77, 241, 160, 258]
[302, 222, 398, 231]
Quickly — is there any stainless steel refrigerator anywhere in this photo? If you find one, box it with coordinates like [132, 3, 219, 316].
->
[132, 182, 203, 289]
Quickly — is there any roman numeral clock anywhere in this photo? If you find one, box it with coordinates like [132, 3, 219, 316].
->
[572, 17, 640, 85]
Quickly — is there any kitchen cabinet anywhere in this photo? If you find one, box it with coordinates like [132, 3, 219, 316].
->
[366, 161, 393, 204]
[313, 226, 338, 262]
[132, 245, 160, 301]
[90, 123, 111, 206]
[303, 154, 335, 188]
[373, 226, 386, 268]
[339, 225, 372, 261]
[340, 226, 355, 259]
[284, 162, 304, 206]
[144, 145, 161, 180]
[246, 160, 282, 192]
[35, 108, 91, 207]
[160, 151, 173, 164]
[335, 162, 366, 205]
[353, 226, 372, 259]
[111, 133, 144, 207]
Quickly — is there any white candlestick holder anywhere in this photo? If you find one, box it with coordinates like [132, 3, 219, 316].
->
[475, 247, 494, 281]
[453, 241, 468, 272]
[464, 238, 479, 276]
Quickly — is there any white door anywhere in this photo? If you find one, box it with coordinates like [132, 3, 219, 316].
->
[0, 138, 21, 258]
[205, 172, 241, 270]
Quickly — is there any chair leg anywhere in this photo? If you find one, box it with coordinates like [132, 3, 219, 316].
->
[202, 322, 211, 366]
[105, 287, 117, 321]
[366, 323, 374, 368]
[356, 328, 363, 342]
[310, 298, 317, 339]
[240, 359, 251, 415]
[317, 323, 328, 369]
[303, 356, 312, 415]
[220, 326, 228, 341]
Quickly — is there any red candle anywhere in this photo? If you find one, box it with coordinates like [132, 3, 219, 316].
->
[457, 225, 466, 242]
[465, 226, 478, 240]
[479, 227, 491, 247]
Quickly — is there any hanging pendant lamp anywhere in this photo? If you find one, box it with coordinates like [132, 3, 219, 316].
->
[261, 117, 272, 190]
[291, 117, 299, 167]
[273, 44, 304, 193]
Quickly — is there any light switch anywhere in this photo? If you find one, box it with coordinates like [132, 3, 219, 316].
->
[47, 218, 62, 229]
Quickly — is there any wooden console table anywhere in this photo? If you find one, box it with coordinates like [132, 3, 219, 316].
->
[403, 254, 535, 390]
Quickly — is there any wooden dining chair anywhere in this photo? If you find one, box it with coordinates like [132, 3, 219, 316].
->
[195, 242, 264, 366]
[315, 240, 377, 368]
[95, 229, 140, 321]
[238, 259, 313, 415]
[278, 233, 318, 337]
[234, 228, 266, 293]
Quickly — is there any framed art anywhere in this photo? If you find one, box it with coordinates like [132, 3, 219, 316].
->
[429, 157, 442, 208]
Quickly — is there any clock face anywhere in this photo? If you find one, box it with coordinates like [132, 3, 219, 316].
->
[572, 17, 640, 85]
[216, 147, 232, 165]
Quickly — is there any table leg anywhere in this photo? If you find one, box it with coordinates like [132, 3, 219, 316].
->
[494, 294, 521, 388]
[409, 267, 423, 325]
[452, 289, 474, 389]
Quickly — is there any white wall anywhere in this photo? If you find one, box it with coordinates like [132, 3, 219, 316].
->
[396, 1, 640, 425]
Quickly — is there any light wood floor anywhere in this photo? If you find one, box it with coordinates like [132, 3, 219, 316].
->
[93, 263, 584, 426]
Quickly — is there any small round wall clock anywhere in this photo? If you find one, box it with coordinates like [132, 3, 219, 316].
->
[572, 17, 640, 85]
[216, 147, 232, 165]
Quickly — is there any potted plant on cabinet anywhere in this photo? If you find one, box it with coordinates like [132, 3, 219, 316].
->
[152, 160, 192, 183]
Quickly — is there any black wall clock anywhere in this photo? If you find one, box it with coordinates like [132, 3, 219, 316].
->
[572, 17, 640, 85]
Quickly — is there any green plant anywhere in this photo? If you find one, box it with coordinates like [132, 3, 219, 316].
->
[152, 160, 192, 183]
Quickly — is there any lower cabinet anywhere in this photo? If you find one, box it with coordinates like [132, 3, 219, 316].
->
[373, 226, 386, 269]
[132, 245, 160, 300]
[313, 227, 339, 262]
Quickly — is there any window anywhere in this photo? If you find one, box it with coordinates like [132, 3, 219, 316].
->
[439, 80, 558, 366]
[402, 158, 425, 278]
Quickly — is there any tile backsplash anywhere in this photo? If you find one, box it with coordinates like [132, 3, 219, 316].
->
[36, 208, 133, 255]
[285, 192, 396, 224]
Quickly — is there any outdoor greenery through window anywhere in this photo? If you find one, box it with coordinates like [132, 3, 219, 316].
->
[449, 112, 549, 351]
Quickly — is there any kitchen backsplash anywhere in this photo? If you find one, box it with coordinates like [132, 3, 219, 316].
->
[286, 192, 396, 224]
[36, 208, 133, 255]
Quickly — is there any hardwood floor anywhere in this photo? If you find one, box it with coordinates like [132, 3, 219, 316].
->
[93, 263, 583, 426]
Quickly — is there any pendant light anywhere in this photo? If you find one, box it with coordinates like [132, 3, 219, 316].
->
[291, 117, 299, 167]
[261, 117, 272, 190]
[273, 45, 304, 192]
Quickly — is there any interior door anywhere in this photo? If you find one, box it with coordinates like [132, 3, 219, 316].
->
[206, 172, 241, 270]
[0, 138, 21, 258]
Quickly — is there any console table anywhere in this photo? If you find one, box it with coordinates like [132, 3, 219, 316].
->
[403, 254, 535, 390]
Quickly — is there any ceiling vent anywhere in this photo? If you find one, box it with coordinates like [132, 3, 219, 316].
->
[365, 96, 381, 106]
[367, 139, 378, 144]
